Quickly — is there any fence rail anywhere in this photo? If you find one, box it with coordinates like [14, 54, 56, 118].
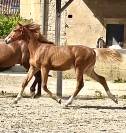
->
[0, 0, 20, 15]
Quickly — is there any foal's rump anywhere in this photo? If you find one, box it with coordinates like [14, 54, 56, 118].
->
[94, 48, 122, 63]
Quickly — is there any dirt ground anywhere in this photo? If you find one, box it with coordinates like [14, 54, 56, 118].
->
[0, 74, 126, 133]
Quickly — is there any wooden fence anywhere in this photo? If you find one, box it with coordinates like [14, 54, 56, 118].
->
[0, 0, 20, 15]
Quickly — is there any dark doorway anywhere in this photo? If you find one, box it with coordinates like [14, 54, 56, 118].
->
[106, 24, 124, 47]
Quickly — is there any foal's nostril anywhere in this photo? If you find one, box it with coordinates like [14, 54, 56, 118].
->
[4, 38, 11, 44]
[4, 39, 8, 44]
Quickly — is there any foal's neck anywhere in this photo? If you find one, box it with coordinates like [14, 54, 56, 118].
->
[27, 32, 40, 57]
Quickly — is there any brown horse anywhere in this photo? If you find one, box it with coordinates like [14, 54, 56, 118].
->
[5, 23, 122, 106]
[0, 39, 42, 96]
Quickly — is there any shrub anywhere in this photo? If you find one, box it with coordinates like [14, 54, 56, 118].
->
[0, 15, 32, 38]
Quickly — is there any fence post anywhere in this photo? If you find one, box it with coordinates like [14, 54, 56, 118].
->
[55, 0, 62, 97]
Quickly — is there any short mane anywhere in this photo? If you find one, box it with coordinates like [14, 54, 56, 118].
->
[23, 23, 55, 45]
[25, 23, 40, 31]
[38, 33, 54, 44]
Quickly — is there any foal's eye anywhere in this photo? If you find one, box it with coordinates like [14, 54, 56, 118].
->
[14, 28, 21, 32]
[14, 29, 18, 32]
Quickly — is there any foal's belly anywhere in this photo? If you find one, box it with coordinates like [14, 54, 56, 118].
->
[51, 66, 73, 71]
[50, 61, 73, 71]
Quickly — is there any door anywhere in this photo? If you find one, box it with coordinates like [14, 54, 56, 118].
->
[106, 24, 124, 47]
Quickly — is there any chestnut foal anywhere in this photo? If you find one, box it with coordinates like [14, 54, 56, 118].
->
[5, 23, 121, 106]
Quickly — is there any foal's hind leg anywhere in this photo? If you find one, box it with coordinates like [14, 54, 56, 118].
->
[30, 71, 42, 98]
[87, 69, 118, 104]
[35, 71, 42, 97]
[41, 67, 61, 104]
[65, 68, 84, 107]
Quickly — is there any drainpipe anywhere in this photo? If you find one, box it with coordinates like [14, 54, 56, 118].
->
[40, 0, 45, 34]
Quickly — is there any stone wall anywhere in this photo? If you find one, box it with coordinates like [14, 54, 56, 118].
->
[20, 0, 67, 45]
[20, 0, 41, 24]
[43, 0, 67, 44]
[19, 0, 126, 81]
[20, 0, 126, 47]
[65, 0, 126, 47]
[65, 0, 105, 47]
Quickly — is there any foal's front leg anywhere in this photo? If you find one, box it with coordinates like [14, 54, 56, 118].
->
[13, 66, 38, 104]
[41, 67, 61, 104]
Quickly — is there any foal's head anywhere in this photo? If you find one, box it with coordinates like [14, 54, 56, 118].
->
[5, 23, 41, 44]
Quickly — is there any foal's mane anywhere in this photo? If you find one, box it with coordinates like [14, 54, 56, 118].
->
[38, 33, 54, 44]
[22, 23, 54, 45]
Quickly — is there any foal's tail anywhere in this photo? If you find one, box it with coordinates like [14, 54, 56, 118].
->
[94, 48, 122, 63]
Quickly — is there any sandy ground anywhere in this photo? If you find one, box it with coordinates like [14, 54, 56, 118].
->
[0, 74, 126, 133]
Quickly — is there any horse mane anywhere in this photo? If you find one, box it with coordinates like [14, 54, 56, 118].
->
[37, 33, 55, 44]
[22, 23, 55, 45]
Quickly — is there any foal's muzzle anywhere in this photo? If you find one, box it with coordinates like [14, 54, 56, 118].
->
[4, 37, 12, 44]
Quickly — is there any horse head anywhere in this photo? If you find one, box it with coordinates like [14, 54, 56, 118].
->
[5, 23, 23, 44]
[5, 23, 41, 44]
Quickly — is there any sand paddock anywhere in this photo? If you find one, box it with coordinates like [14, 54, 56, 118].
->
[0, 74, 126, 133]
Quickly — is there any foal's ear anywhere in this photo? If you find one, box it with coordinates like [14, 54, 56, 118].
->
[17, 22, 23, 27]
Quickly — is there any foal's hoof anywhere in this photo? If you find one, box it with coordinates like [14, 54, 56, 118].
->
[58, 99, 61, 104]
[114, 98, 118, 104]
[30, 91, 35, 98]
[12, 100, 18, 104]
[64, 104, 68, 107]
[112, 96, 118, 104]
[61, 104, 69, 109]
[34, 93, 41, 98]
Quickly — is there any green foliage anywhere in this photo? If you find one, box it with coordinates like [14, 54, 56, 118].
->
[113, 77, 126, 83]
[0, 15, 32, 38]
[0, 15, 20, 38]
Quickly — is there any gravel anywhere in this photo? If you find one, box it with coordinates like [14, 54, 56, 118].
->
[0, 75, 126, 133]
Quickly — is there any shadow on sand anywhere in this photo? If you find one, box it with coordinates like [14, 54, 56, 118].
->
[1, 93, 126, 110]
[68, 105, 126, 110]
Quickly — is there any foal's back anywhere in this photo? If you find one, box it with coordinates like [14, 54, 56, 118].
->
[35, 44, 96, 71]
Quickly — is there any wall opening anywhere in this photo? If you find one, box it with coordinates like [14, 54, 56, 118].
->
[68, 15, 73, 18]
[106, 24, 124, 47]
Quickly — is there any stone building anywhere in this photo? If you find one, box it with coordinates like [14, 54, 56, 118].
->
[20, 0, 67, 45]
[20, 0, 126, 48]
[20, 0, 126, 80]
[66, 0, 126, 48]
